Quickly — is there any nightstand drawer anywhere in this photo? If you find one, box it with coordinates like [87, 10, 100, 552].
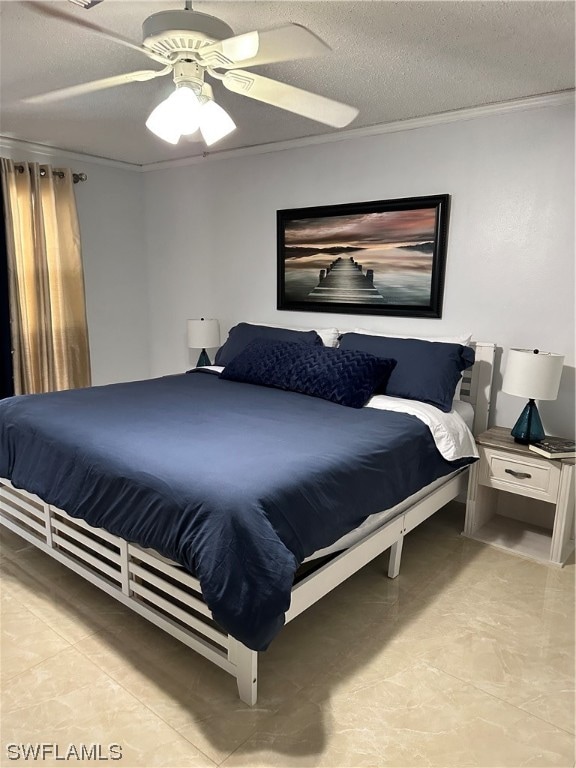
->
[479, 447, 561, 502]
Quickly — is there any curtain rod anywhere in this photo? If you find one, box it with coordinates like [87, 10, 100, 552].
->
[14, 164, 87, 184]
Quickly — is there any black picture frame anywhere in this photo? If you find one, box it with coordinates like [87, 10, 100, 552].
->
[277, 194, 450, 318]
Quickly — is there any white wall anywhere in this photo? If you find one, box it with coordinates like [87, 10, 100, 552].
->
[146, 100, 574, 437]
[0, 145, 150, 385]
[74, 162, 150, 385]
[143, 164, 218, 375]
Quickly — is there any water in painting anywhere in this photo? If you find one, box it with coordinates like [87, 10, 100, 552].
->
[283, 208, 437, 305]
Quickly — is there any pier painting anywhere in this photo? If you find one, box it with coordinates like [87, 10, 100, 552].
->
[277, 195, 449, 318]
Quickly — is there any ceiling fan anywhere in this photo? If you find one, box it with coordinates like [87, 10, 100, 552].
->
[26, 2, 359, 147]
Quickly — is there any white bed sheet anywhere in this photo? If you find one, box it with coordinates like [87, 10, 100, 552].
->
[365, 395, 477, 461]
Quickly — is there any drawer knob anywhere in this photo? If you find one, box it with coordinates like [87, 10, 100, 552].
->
[505, 468, 532, 479]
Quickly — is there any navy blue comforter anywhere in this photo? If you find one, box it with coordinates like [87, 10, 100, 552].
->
[0, 372, 466, 650]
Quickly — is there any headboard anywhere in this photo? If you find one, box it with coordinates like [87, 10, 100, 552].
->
[460, 341, 496, 436]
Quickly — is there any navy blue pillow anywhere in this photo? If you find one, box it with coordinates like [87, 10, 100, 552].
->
[220, 339, 397, 409]
[338, 333, 475, 412]
[214, 323, 323, 366]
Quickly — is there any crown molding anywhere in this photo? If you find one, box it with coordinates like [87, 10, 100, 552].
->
[1, 90, 573, 174]
[140, 90, 575, 172]
[0, 136, 140, 171]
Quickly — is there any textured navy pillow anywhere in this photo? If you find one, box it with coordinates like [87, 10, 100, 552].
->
[220, 339, 397, 408]
[214, 322, 323, 366]
[338, 333, 475, 412]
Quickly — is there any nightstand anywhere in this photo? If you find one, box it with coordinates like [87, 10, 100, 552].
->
[464, 426, 575, 566]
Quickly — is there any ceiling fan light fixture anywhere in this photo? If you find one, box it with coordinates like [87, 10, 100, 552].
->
[146, 81, 236, 147]
[146, 85, 202, 144]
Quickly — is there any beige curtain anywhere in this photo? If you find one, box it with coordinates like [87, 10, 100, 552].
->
[1, 158, 91, 394]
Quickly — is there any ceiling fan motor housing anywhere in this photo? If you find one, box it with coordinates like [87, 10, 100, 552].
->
[142, 10, 235, 57]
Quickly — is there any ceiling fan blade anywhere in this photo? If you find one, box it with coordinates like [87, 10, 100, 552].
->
[27, 2, 170, 65]
[199, 24, 330, 69]
[222, 70, 359, 128]
[25, 68, 172, 105]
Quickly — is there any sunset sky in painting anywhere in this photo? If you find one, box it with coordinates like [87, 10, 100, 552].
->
[285, 208, 437, 250]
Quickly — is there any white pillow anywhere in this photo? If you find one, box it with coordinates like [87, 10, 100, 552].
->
[311, 328, 339, 347]
[259, 322, 339, 347]
[352, 328, 472, 346]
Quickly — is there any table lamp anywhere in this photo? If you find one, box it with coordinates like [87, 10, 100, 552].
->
[502, 348, 564, 443]
[187, 318, 220, 367]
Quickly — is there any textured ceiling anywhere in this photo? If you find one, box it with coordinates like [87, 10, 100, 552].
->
[0, 0, 574, 166]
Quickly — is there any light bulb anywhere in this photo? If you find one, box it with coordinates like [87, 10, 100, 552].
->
[199, 100, 236, 146]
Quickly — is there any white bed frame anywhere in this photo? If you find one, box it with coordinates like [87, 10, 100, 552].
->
[0, 342, 495, 705]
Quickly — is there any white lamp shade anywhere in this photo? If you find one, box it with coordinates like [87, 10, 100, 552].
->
[187, 318, 220, 349]
[199, 100, 236, 146]
[145, 98, 181, 144]
[502, 348, 564, 400]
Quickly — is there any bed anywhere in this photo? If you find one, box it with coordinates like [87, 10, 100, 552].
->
[0, 328, 495, 704]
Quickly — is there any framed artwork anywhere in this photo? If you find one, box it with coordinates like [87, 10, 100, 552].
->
[277, 194, 450, 317]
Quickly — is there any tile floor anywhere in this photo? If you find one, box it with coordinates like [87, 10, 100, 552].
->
[1, 503, 574, 768]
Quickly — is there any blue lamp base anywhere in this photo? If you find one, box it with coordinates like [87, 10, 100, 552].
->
[511, 398, 545, 444]
[196, 348, 212, 367]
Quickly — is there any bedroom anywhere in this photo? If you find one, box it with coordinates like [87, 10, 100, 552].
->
[0, 1, 574, 766]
